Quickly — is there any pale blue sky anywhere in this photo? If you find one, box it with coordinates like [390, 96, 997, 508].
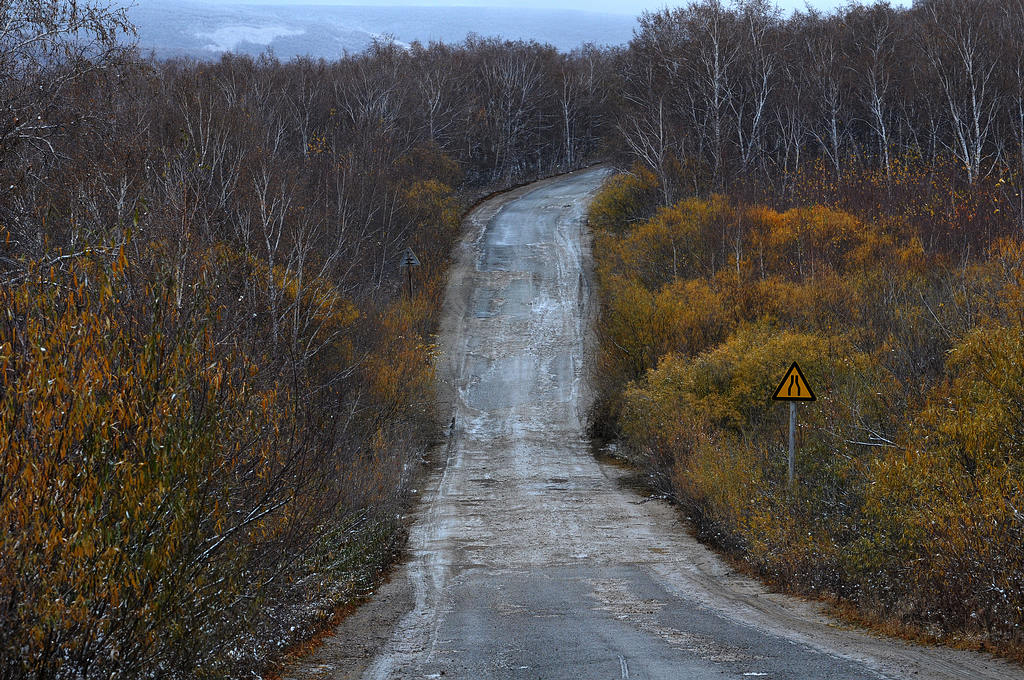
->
[183, 0, 913, 17]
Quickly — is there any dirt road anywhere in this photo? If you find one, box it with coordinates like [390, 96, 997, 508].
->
[285, 168, 1021, 679]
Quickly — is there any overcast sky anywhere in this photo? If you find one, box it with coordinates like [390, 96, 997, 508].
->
[192, 0, 913, 17]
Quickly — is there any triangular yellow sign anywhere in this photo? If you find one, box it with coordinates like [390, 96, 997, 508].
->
[772, 362, 816, 401]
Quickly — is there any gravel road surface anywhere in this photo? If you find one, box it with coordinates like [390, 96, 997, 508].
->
[284, 168, 1022, 680]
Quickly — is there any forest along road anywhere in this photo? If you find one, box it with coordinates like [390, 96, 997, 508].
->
[285, 167, 1022, 680]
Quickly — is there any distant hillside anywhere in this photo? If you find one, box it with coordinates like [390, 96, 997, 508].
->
[127, 2, 637, 59]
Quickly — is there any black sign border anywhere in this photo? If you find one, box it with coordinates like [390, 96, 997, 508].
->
[772, 361, 817, 402]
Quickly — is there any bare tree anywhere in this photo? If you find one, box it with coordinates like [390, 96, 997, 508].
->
[475, 39, 548, 180]
[731, 0, 780, 176]
[848, 2, 901, 186]
[1003, 0, 1024, 226]
[919, 0, 1001, 184]
[799, 10, 848, 179]
[685, 0, 740, 187]
[618, 56, 676, 205]
[410, 42, 461, 147]
[0, 0, 133, 160]
[0, 0, 133, 255]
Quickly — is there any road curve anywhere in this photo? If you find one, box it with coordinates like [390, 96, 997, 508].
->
[285, 168, 1022, 680]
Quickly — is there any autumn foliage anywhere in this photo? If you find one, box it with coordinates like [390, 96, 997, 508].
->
[9, 0, 1024, 672]
[590, 163, 1024, 656]
[1, 256, 293, 676]
[0, 225, 450, 677]
[0, 21, 607, 674]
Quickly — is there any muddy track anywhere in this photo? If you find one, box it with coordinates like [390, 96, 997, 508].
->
[283, 168, 1022, 680]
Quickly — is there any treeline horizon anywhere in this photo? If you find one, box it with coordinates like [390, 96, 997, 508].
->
[3, 0, 1024, 677]
[620, 0, 1024, 201]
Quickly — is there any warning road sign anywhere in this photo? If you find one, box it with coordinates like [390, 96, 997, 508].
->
[772, 362, 816, 402]
[401, 247, 421, 268]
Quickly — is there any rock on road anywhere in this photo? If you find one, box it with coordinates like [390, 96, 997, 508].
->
[285, 168, 1022, 680]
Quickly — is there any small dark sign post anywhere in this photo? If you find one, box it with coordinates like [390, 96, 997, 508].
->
[771, 362, 816, 485]
[401, 247, 421, 298]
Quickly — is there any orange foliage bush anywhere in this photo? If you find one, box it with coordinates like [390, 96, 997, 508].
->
[587, 163, 661, 234]
[592, 167, 1024, 653]
[0, 258, 294, 677]
[0, 216, 454, 677]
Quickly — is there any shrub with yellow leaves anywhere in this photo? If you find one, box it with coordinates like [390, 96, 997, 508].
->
[591, 167, 1024, 655]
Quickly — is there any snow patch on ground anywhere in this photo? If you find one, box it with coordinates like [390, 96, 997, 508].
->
[196, 25, 305, 52]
